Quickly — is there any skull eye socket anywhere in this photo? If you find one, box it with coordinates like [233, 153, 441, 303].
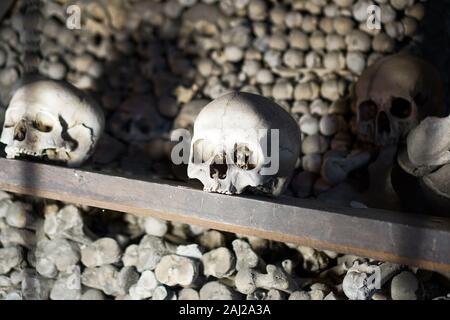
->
[33, 113, 54, 132]
[390, 97, 412, 119]
[233, 143, 256, 170]
[192, 139, 215, 164]
[358, 100, 378, 121]
[33, 121, 53, 132]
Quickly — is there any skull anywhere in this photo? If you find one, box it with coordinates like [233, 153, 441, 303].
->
[0, 79, 105, 167]
[187, 92, 301, 196]
[354, 54, 444, 146]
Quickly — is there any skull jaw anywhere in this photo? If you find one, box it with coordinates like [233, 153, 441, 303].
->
[3, 141, 71, 163]
[203, 181, 237, 195]
[1, 120, 100, 168]
[188, 164, 254, 195]
[2, 144, 89, 167]
[1, 129, 80, 167]
[374, 132, 399, 147]
[187, 162, 288, 196]
[357, 121, 406, 147]
[1, 126, 66, 159]
[358, 133, 400, 147]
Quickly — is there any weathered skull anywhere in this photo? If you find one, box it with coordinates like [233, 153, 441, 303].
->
[354, 54, 444, 146]
[109, 94, 169, 142]
[187, 92, 301, 196]
[395, 115, 450, 215]
[406, 115, 450, 167]
[0, 79, 105, 166]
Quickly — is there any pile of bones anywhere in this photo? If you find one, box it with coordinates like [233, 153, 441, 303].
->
[0, 0, 449, 300]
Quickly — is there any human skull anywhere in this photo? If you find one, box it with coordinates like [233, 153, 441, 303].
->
[354, 54, 444, 146]
[0, 79, 105, 167]
[187, 92, 301, 196]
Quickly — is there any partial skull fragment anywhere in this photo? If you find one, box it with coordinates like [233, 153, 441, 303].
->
[1, 79, 104, 166]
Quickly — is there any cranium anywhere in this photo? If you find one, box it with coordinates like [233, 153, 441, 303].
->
[354, 54, 444, 146]
[187, 92, 301, 196]
[0, 79, 104, 167]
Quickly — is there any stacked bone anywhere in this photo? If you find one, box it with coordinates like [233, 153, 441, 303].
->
[0, 192, 448, 300]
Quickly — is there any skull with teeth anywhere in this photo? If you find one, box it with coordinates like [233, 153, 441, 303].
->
[0, 79, 105, 166]
[354, 54, 444, 146]
[187, 92, 301, 196]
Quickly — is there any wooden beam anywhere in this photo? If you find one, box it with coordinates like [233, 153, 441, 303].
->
[0, 158, 449, 272]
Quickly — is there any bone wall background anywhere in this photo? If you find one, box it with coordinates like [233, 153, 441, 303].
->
[0, 0, 449, 300]
[1, 0, 444, 196]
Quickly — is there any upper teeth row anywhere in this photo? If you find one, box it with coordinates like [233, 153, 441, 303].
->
[5, 147, 43, 158]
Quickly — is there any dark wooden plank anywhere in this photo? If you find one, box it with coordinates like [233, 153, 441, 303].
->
[0, 158, 449, 272]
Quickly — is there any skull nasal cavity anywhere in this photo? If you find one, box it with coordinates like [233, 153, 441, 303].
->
[390, 97, 412, 118]
[358, 100, 377, 121]
[377, 111, 390, 134]
[234, 143, 256, 170]
[210, 154, 228, 180]
[14, 121, 26, 141]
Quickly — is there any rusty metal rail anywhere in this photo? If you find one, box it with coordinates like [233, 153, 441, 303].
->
[0, 157, 449, 272]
